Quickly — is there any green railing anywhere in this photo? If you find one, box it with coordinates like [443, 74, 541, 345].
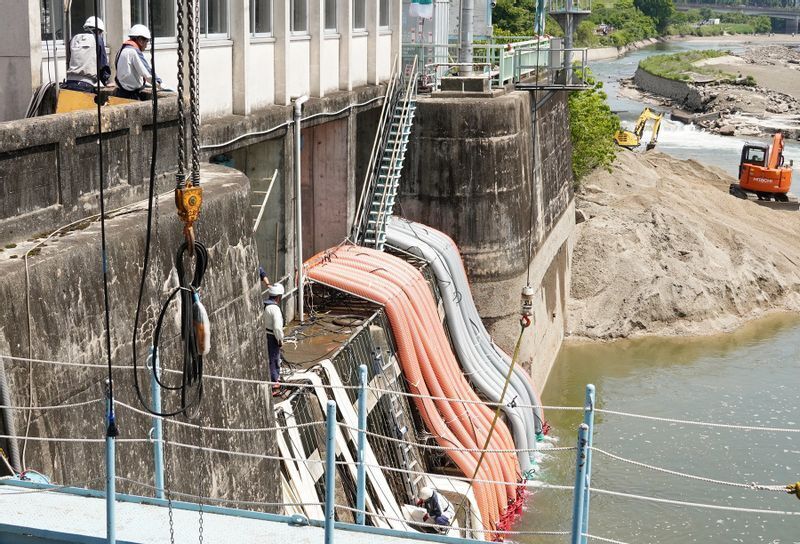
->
[402, 36, 551, 91]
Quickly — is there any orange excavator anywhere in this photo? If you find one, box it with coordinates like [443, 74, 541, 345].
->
[730, 131, 794, 204]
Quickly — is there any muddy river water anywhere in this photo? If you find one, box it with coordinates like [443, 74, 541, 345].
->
[515, 42, 800, 543]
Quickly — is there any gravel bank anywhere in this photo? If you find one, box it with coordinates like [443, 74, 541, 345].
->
[568, 150, 800, 339]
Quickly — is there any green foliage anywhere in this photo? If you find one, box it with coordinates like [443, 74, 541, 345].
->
[753, 16, 772, 33]
[634, 0, 675, 32]
[568, 69, 620, 186]
[492, 0, 536, 35]
[638, 49, 729, 80]
[575, 20, 600, 47]
[589, 0, 658, 45]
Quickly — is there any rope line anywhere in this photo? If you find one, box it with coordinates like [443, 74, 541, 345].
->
[115, 476, 324, 509]
[335, 504, 570, 536]
[0, 399, 101, 411]
[582, 533, 632, 544]
[0, 435, 152, 444]
[114, 400, 324, 433]
[339, 423, 575, 454]
[590, 487, 800, 516]
[591, 447, 788, 491]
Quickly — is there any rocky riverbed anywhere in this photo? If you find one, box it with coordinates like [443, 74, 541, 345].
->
[621, 44, 800, 139]
[568, 150, 800, 339]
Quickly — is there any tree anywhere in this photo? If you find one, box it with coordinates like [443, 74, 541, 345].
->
[753, 15, 772, 33]
[568, 70, 621, 185]
[575, 20, 598, 46]
[634, 0, 675, 32]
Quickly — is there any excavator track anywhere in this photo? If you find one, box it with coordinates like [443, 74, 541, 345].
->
[729, 184, 799, 211]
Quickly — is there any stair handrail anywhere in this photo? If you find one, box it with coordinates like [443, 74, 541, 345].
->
[352, 55, 402, 244]
[368, 56, 418, 249]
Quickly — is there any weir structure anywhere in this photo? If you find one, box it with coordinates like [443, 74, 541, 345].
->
[0, 2, 592, 542]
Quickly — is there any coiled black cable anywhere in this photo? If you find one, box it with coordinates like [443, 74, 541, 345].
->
[132, 0, 209, 418]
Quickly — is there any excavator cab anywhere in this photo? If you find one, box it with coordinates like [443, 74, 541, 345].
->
[730, 132, 794, 205]
[614, 108, 664, 151]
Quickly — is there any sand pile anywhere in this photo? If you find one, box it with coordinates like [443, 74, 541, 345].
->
[568, 150, 800, 339]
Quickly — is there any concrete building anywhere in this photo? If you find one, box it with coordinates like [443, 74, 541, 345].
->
[1, 0, 402, 121]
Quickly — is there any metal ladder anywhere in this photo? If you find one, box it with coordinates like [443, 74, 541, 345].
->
[353, 56, 418, 251]
[373, 348, 424, 497]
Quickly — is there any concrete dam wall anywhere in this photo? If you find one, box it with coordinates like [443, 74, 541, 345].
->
[398, 90, 575, 388]
[0, 164, 280, 506]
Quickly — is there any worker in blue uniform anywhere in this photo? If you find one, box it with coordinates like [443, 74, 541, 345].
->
[264, 282, 285, 395]
[62, 17, 111, 93]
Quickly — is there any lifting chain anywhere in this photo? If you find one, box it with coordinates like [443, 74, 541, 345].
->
[175, 0, 186, 180]
[176, 0, 203, 254]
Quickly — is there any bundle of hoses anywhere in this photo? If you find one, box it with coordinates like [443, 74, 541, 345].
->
[307, 245, 520, 536]
[386, 217, 547, 475]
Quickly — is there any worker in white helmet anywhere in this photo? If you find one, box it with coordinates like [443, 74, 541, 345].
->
[62, 17, 111, 93]
[416, 487, 455, 529]
[113, 24, 162, 100]
[264, 282, 285, 394]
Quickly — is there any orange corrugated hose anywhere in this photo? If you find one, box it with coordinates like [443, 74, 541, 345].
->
[306, 260, 499, 526]
[335, 248, 520, 500]
[307, 246, 522, 532]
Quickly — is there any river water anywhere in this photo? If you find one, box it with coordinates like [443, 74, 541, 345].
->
[593, 39, 800, 178]
[516, 42, 800, 543]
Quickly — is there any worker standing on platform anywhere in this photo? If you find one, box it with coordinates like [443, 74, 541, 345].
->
[62, 17, 111, 93]
[416, 487, 455, 529]
[113, 24, 162, 100]
[264, 283, 285, 394]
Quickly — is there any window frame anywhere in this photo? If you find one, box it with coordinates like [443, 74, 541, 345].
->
[130, 0, 178, 41]
[323, 0, 337, 33]
[200, 0, 231, 39]
[352, 0, 366, 31]
[289, 0, 309, 34]
[378, 0, 389, 28]
[250, 0, 273, 36]
[40, 0, 108, 45]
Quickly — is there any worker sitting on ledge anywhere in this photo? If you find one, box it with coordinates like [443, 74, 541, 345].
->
[416, 487, 455, 530]
[264, 282, 285, 395]
[113, 24, 162, 100]
[61, 17, 111, 94]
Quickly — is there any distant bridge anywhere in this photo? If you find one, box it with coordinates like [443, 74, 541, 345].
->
[676, 2, 800, 21]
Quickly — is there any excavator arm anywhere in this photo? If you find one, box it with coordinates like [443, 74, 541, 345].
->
[615, 108, 664, 150]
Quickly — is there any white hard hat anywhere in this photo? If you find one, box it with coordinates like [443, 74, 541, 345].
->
[129, 24, 152, 40]
[418, 487, 433, 500]
[83, 16, 105, 32]
[267, 283, 285, 297]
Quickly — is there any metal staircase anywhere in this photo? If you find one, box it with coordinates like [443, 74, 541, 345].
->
[353, 56, 418, 251]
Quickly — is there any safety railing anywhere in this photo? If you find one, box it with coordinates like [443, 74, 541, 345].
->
[403, 37, 550, 92]
[513, 46, 591, 90]
[1, 352, 799, 544]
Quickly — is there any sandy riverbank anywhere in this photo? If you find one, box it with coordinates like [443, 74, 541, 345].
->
[568, 150, 800, 339]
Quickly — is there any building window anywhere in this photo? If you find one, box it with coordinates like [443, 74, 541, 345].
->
[200, 0, 229, 37]
[379, 0, 389, 27]
[130, 0, 176, 38]
[251, 0, 272, 35]
[290, 0, 308, 33]
[352, 0, 366, 30]
[324, 0, 336, 32]
[41, 0, 107, 42]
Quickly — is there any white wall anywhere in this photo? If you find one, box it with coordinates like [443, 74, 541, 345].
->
[321, 37, 340, 94]
[248, 40, 276, 109]
[287, 37, 311, 99]
[199, 41, 234, 117]
[377, 32, 392, 81]
[351, 34, 369, 87]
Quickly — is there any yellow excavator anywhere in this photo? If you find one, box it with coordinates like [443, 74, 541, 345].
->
[614, 108, 664, 150]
